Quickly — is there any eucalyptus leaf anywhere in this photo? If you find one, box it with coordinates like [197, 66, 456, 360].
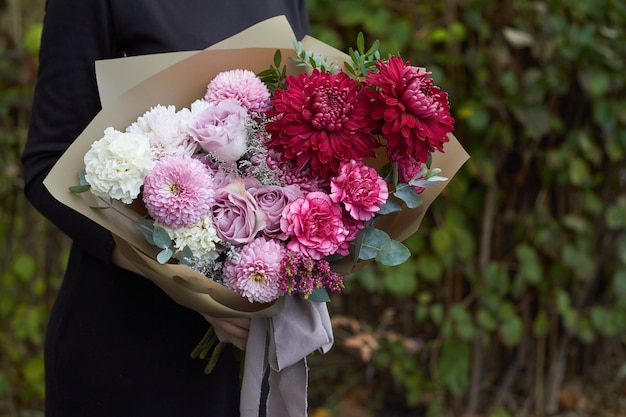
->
[157, 248, 173, 264]
[377, 198, 402, 215]
[376, 240, 411, 266]
[78, 169, 89, 186]
[393, 184, 423, 208]
[358, 227, 391, 260]
[135, 219, 156, 245]
[152, 226, 173, 249]
[308, 288, 331, 303]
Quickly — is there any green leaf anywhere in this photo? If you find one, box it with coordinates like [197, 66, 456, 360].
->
[358, 227, 391, 260]
[12, 255, 36, 282]
[515, 244, 542, 284]
[532, 312, 550, 337]
[377, 240, 411, 266]
[377, 198, 402, 215]
[157, 248, 173, 264]
[273, 49, 282, 68]
[153, 226, 172, 249]
[436, 339, 471, 396]
[69, 184, 90, 193]
[308, 288, 331, 303]
[383, 261, 417, 296]
[393, 184, 423, 208]
[499, 316, 523, 347]
[477, 308, 498, 331]
[135, 219, 155, 245]
[415, 255, 443, 282]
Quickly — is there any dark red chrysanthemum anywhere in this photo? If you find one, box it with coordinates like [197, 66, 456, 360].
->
[265, 69, 379, 180]
[366, 56, 455, 163]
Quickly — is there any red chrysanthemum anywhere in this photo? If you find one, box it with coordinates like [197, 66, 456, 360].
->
[265, 69, 379, 180]
[366, 56, 455, 163]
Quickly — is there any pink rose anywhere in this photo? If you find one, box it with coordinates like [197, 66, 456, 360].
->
[249, 184, 303, 239]
[330, 159, 388, 221]
[188, 98, 248, 161]
[210, 178, 267, 245]
[280, 191, 349, 259]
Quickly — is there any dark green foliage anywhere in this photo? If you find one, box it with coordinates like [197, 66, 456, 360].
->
[307, 0, 626, 415]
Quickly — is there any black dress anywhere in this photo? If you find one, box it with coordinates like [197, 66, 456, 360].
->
[21, 1, 309, 416]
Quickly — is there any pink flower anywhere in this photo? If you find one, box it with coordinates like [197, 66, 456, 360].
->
[266, 69, 379, 180]
[330, 160, 388, 221]
[210, 178, 267, 245]
[223, 237, 285, 303]
[142, 155, 215, 228]
[280, 191, 349, 259]
[205, 69, 271, 113]
[280, 251, 344, 297]
[188, 99, 249, 161]
[366, 56, 454, 163]
[248, 184, 304, 239]
[389, 149, 426, 193]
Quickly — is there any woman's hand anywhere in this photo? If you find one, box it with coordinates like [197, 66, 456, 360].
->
[202, 315, 251, 341]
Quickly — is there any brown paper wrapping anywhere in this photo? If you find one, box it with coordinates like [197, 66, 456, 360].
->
[44, 15, 469, 324]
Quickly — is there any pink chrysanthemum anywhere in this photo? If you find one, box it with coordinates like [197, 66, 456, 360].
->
[142, 155, 215, 228]
[222, 237, 285, 303]
[205, 69, 271, 113]
[266, 69, 380, 180]
[280, 191, 350, 259]
[330, 160, 388, 221]
[366, 56, 454, 163]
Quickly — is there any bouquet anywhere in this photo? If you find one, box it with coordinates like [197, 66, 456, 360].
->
[44, 16, 469, 417]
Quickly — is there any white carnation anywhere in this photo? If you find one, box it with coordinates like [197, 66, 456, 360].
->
[84, 127, 155, 204]
[127, 104, 198, 159]
[161, 214, 221, 261]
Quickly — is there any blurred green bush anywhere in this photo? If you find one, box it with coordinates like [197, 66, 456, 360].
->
[307, 0, 626, 416]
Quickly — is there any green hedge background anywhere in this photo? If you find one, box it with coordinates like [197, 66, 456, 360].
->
[1, 1, 625, 416]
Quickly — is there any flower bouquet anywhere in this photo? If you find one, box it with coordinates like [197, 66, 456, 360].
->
[44, 15, 469, 417]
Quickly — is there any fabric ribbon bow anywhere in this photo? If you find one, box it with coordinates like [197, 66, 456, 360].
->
[240, 295, 334, 417]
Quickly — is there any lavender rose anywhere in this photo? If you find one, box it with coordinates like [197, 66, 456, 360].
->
[210, 178, 267, 245]
[249, 184, 303, 239]
[188, 98, 249, 162]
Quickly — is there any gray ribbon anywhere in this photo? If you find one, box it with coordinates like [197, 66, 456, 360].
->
[240, 296, 334, 417]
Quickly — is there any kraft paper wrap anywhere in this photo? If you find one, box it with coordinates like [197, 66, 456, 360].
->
[43, 16, 469, 417]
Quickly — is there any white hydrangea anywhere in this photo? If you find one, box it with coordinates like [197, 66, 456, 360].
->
[160, 214, 221, 261]
[84, 127, 155, 204]
[126, 104, 198, 159]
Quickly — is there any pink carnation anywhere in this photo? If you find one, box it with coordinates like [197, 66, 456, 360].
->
[330, 160, 388, 221]
[142, 155, 215, 228]
[280, 191, 349, 260]
[223, 237, 285, 303]
[205, 69, 271, 113]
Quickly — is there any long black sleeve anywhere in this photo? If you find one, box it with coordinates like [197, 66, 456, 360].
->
[22, 0, 117, 264]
